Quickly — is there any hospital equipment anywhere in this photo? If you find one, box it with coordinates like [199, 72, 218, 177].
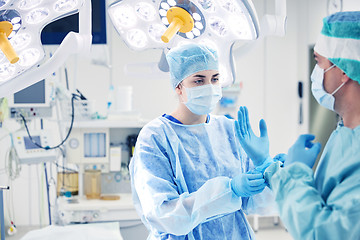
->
[84, 169, 101, 199]
[109, 145, 122, 172]
[126, 134, 137, 160]
[56, 193, 148, 239]
[108, 0, 287, 87]
[57, 171, 79, 197]
[298, 81, 303, 124]
[0, 0, 92, 98]
[56, 121, 147, 239]
[0, 186, 9, 240]
[8, 79, 54, 119]
[12, 129, 57, 164]
[66, 127, 110, 167]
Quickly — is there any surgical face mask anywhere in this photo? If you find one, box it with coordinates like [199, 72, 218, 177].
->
[311, 64, 345, 111]
[181, 84, 222, 115]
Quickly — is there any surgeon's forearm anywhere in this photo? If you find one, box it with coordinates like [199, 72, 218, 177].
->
[265, 162, 358, 240]
[143, 176, 242, 236]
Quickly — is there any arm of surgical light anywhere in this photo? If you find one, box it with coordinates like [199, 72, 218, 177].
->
[260, 0, 287, 37]
[0, 0, 92, 98]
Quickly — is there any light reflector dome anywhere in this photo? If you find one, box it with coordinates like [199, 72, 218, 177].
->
[108, 0, 260, 86]
[0, 0, 91, 97]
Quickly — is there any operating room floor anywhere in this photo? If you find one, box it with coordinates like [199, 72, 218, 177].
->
[7, 217, 293, 240]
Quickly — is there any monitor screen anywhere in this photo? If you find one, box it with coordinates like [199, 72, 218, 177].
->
[24, 136, 41, 150]
[41, 0, 107, 45]
[14, 80, 46, 104]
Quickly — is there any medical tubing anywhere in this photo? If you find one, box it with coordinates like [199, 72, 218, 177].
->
[44, 163, 51, 225]
[6, 181, 15, 229]
[19, 93, 80, 150]
[5, 135, 21, 180]
[55, 162, 77, 173]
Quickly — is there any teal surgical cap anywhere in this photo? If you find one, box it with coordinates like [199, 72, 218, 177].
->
[314, 11, 360, 84]
[166, 43, 219, 89]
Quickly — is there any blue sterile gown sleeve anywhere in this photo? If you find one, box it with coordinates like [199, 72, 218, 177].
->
[130, 115, 276, 240]
[264, 123, 360, 240]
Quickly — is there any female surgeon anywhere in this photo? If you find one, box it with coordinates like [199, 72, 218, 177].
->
[129, 43, 275, 240]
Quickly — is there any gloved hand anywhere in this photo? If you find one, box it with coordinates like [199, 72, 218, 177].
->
[231, 173, 266, 197]
[284, 134, 321, 168]
[273, 153, 287, 163]
[235, 106, 270, 166]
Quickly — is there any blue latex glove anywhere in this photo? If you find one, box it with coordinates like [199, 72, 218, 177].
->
[231, 173, 266, 197]
[273, 153, 287, 163]
[235, 106, 270, 166]
[284, 134, 321, 168]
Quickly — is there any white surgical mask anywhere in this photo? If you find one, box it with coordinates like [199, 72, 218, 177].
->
[181, 84, 222, 115]
[311, 64, 345, 111]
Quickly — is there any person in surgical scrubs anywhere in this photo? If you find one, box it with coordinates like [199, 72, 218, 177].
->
[236, 11, 360, 240]
[129, 43, 276, 240]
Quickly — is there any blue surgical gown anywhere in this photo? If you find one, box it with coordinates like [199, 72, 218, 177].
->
[265, 123, 360, 240]
[130, 115, 276, 240]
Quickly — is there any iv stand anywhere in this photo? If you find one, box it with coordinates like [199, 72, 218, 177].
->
[0, 186, 9, 240]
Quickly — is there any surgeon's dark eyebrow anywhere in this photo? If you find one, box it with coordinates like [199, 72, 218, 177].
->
[212, 73, 220, 77]
[193, 74, 206, 78]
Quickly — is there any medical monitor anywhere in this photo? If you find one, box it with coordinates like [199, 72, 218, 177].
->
[23, 136, 41, 150]
[8, 79, 54, 119]
[8, 79, 51, 108]
[41, 0, 107, 45]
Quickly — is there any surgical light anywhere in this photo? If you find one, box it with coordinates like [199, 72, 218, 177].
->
[108, 0, 261, 86]
[149, 24, 167, 42]
[0, 0, 92, 98]
[135, 2, 157, 21]
[19, 0, 42, 10]
[127, 29, 148, 49]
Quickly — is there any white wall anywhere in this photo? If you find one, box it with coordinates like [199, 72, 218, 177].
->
[1, 0, 360, 227]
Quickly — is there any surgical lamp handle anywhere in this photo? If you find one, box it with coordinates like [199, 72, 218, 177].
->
[0, 21, 19, 64]
[161, 7, 194, 43]
[162, 18, 184, 43]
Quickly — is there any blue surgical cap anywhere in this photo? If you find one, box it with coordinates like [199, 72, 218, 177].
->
[314, 11, 360, 84]
[166, 43, 219, 89]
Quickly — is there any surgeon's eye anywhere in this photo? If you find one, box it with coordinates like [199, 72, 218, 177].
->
[212, 77, 219, 83]
[194, 79, 204, 85]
